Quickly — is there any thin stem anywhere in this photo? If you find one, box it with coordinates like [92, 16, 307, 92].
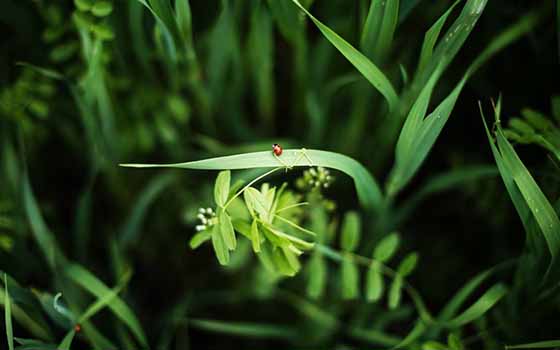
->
[223, 167, 280, 210]
[274, 214, 316, 237]
[276, 202, 310, 213]
[316, 244, 433, 322]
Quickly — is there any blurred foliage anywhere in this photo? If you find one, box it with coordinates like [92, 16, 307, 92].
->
[1, 0, 559, 349]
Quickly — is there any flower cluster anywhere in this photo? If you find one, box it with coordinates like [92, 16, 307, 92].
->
[296, 167, 334, 191]
[195, 207, 217, 232]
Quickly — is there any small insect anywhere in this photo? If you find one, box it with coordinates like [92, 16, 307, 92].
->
[271, 144, 313, 171]
[272, 143, 283, 156]
[74, 324, 82, 333]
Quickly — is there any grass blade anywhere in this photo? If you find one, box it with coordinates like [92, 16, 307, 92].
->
[387, 9, 542, 196]
[417, 0, 461, 74]
[22, 172, 65, 269]
[189, 318, 296, 339]
[496, 127, 560, 260]
[121, 149, 383, 212]
[445, 283, 507, 328]
[118, 173, 175, 248]
[4, 274, 14, 350]
[290, 0, 398, 111]
[64, 264, 148, 347]
[506, 340, 560, 349]
[361, 0, 400, 61]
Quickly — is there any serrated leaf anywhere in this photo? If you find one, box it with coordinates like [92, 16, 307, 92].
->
[365, 261, 384, 302]
[250, 220, 261, 252]
[91, 1, 113, 17]
[341, 255, 359, 299]
[219, 210, 236, 250]
[340, 211, 361, 252]
[211, 224, 229, 266]
[398, 252, 419, 277]
[373, 232, 400, 262]
[214, 170, 231, 207]
[388, 276, 402, 309]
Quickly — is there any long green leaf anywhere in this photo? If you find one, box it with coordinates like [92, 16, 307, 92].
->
[290, 0, 398, 111]
[496, 127, 560, 260]
[387, 9, 542, 196]
[119, 173, 174, 247]
[361, 0, 400, 61]
[506, 340, 560, 349]
[416, 0, 461, 74]
[121, 149, 382, 212]
[64, 264, 148, 347]
[22, 173, 65, 269]
[4, 274, 14, 350]
[189, 318, 296, 339]
[445, 283, 507, 328]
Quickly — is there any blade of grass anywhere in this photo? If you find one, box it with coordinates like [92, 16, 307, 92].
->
[361, 0, 400, 61]
[387, 9, 543, 196]
[4, 274, 14, 350]
[506, 340, 560, 349]
[121, 149, 382, 212]
[416, 0, 461, 74]
[64, 264, 148, 347]
[189, 318, 297, 339]
[58, 270, 132, 350]
[22, 172, 65, 269]
[496, 126, 560, 261]
[290, 0, 398, 111]
[444, 283, 507, 328]
[118, 173, 175, 248]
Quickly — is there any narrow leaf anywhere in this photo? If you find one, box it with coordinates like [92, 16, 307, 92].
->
[122, 149, 383, 212]
[340, 211, 361, 252]
[445, 283, 507, 328]
[341, 256, 359, 299]
[250, 220, 261, 253]
[64, 264, 148, 346]
[290, 0, 399, 110]
[506, 340, 560, 349]
[388, 276, 402, 309]
[366, 261, 384, 302]
[4, 274, 14, 350]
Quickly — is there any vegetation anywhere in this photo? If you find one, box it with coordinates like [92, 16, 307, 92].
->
[1, 0, 559, 348]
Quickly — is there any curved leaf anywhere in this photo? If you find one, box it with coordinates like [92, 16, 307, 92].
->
[121, 149, 383, 212]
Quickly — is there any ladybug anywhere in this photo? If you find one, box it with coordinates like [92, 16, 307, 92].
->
[74, 324, 82, 333]
[272, 143, 283, 156]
